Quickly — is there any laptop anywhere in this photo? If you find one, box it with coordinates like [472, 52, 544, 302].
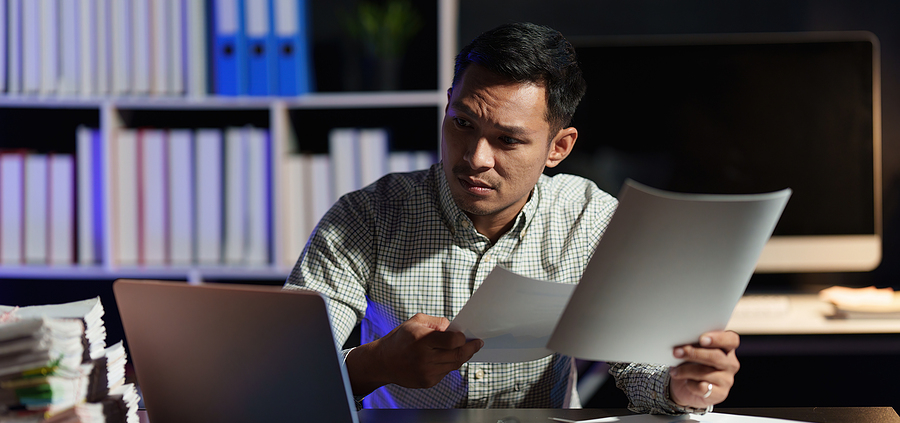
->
[113, 280, 359, 423]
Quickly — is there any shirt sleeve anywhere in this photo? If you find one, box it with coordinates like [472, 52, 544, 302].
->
[284, 192, 375, 346]
[607, 362, 713, 415]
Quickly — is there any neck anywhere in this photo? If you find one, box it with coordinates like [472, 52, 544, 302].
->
[469, 213, 517, 245]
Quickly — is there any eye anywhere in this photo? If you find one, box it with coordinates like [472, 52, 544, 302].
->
[500, 136, 522, 145]
[453, 117, 472, 128]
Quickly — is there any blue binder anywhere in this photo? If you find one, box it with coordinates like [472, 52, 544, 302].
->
[274, 0, 312, 96]
[245, 0, 275, 95]
[213, 0, 247, 95]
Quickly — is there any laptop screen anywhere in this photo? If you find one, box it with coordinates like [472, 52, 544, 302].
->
[114, 280, 358, 423]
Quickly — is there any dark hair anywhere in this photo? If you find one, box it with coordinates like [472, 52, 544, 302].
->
[452, 22, 587, 134]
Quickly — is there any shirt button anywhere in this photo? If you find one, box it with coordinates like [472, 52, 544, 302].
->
[475, 369, 485, 379]
[461, 219, 471, 228]
[483, 253, 492, 262]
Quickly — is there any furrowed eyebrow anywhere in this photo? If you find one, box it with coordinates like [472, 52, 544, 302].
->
[449, 100, 532, 137]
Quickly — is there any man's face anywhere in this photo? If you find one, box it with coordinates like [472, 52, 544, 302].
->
[441, 64, 565, 226]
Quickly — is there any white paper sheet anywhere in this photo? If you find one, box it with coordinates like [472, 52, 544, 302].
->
[548, 412, 806, 423]
[548, 181, 791, 365]
[448, 180, 791, 365]
[447, 266, 575, 362]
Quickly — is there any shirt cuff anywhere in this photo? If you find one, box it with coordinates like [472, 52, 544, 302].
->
[341, 347, 366, 411]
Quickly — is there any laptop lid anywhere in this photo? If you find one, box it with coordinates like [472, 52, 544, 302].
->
[113, 280, 358, 423]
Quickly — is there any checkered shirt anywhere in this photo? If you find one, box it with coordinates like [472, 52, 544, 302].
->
[285, 164, 692, 413]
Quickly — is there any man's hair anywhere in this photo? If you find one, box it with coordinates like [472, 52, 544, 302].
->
[452, 22, 587, 134]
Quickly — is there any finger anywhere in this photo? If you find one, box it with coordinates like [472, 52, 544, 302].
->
[674, 344, 733, 370]
[422, 329, 469, 350]
[698, 330, 740, 352]
[427, 339, 484, 366]
[700, 381, 714, 399]
[456, 339, 484, 363]
[410, 313, 452, 331]
[669, 363, 734, 387]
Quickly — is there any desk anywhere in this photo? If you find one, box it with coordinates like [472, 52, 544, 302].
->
[135, 407, 899, 423]
[352, 407, 899, 423]
[727, 294, 900, 336]
[706, 295, 900, 409]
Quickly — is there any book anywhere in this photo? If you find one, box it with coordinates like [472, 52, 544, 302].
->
[39, 0, 58, 94]
[95, 0, 111, 94]
[328, 128, 359, 200]
[223, 127, 247, 264]
[76, 127, 99, 265]
[245, 0, 274, 95]
[185, 0, 208, 97]
[59, 0, 80, 95]
[22, 0, 39, 93]
[282, 154, 310, 266]
[0, 0, 4, 93]
[245, 127, 270, 266]
[388, 151, 413, 173]
[194, 129, 223, 264]
[78, 0, 97, 96]
[110, 0, 131, 94]
[358, 128, 389, 188]
[0, 151, 24, 264]
[273, 0, 312, 95]
[23, 154, 48, 264]
[48, 154, 75, 265]
[150, 0, 169, 95]
[139, 129, 167, 266]
[131, 0, 151, 94]
[213, 0, 247, 95]
[448, 180, 792, 365]
[112, 129, 139, 266]
[7, 0, 22, 93]
[309, 154, 332, 231]
[166, 0, 184, 95]
[167, 129, 194, 265]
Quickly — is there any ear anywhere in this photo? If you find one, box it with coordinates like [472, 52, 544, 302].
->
[545, 127, 578, 168]
[445, 88, 452, 113]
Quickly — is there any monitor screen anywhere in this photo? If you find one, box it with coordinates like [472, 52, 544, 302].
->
[550, 32, 882, 272]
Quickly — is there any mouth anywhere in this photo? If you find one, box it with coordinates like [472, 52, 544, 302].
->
[459, 177, 494, 195]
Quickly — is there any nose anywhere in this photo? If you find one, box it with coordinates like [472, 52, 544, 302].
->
[464, 137, 495, 170]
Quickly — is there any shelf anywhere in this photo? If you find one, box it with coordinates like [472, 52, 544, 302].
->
[0, 264, 290, 281]
[0, 91, 446, 111]
[0, 0, 458, 283]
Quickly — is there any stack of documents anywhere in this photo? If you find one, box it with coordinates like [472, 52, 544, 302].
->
[0, 298, 139, 423]
[819, 286, 900, 319]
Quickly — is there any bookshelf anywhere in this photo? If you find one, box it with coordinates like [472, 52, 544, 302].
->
[0, 0, 459, 283]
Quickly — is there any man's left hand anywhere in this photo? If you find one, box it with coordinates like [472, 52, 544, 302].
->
[668, 330, 741, 409]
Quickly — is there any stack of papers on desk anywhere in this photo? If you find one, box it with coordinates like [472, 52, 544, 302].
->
[0, 298, 139, 423]
[819, 286, 900, 319]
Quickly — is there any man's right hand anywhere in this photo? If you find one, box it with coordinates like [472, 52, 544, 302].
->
[345, 313, 484, 396]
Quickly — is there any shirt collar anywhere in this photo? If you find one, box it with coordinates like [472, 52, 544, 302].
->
[434, 163, 541, 242]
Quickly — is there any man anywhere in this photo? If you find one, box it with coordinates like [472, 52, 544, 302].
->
[285, 22, 740, 413]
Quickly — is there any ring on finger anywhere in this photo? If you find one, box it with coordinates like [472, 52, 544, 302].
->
[702, 382, 713, 399]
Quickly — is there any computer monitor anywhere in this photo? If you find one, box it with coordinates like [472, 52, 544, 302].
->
[551, 31, 882, 273]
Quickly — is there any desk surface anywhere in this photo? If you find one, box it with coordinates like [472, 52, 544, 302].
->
[136, 407, 898, 422]
[353, 407, 898, 423]
[726, 294, 900, 335]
